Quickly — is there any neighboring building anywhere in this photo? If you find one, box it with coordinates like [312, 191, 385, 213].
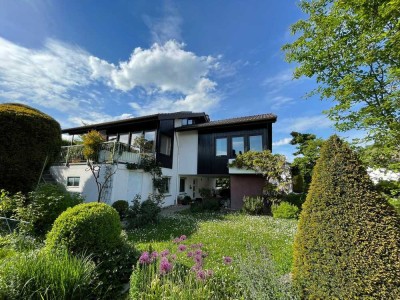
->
[51, 111, 277, 209]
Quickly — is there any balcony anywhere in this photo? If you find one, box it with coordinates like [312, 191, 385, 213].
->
[55, 141, 152, 165]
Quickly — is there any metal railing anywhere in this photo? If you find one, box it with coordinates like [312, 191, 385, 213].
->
[55, 142, 152, 165]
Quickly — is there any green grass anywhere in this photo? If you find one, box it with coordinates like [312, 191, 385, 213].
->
[128, 212, 297, 276]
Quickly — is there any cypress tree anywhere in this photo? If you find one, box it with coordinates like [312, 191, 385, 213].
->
[293, 135, 400, 299]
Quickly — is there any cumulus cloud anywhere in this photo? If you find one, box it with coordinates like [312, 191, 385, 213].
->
[272, 137, 292, 146]
[67, 112, 134, 127]
[276, 115, 333, 133]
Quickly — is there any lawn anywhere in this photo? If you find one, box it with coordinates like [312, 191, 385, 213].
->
[128, 211, 298, 277]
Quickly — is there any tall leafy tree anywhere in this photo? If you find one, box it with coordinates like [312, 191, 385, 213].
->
[283, 0, 400, 170]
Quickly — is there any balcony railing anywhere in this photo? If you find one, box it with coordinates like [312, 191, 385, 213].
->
[55, 142, 152, 165]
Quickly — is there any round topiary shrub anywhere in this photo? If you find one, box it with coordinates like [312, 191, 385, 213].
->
[293, 135, 400, 299]
[271, 202, 299, 219]
[112, 200, 129, 219]
[0, 103, 61, 193]
[46, 202, 121, 256]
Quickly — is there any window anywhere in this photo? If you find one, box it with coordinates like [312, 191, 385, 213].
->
[181, 119, 193, 126]
[144, 130, 156, 152]
[249, 135, 263, 152]
[67, 177, 80, 187]
[231, 136, 244, 157]
[159, 177, 171, 194]
[107, 134, 117, 141]
[216, 138, 227, 156]
[160, 134, 172, 156]
[179, 177, 186, 193]
[118, 133, 129, 144]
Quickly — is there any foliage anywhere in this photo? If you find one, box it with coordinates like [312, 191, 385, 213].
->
[0, 103, 61, 193]
[81, 130, 105, 162]
[190, 198, 221, 213]
[290, 132, 324, 192]
[0, 249, 97, 300]
[241, 196, 264, 215]
[283, 193, 306, 210]
[46, 202, 122, 256]
[180, 195, 192, 205]
[0, 190, 23, 233]
[130, 236, 235, 299]
[293, 135, 400, 299]
[237, 246, 298, 300]
[272, 202, 299, 219]
[199, 188, 212, 199]
[230, 150, 291, 202]
[283, 0, 400, 170]
[126, 195, 162, 229]
[112, 200, 129, 219]
[375, 180, 400, 198]
[389, 198, 400, 214]
[291, 175, 304, 193]
[17, 184, 84, 236]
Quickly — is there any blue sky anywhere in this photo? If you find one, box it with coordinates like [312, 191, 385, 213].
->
[0, 0, 358, 161]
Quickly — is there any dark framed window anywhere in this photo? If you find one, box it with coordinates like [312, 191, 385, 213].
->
[144, 130, 156, 153]
[216, 137, 228, 156]
[160, 134, 172, 156]
[159, 177, 171, 194]
[231, 136, 244, 157]
[107, 134, 117, 141]
[67, 177, 80, 187]
[118, 133, 129, 144]
[249, 135, 263, 152]
[179, 177, 186, 193]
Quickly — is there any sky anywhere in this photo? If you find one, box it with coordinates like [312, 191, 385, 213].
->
[0, 0, 359, 161]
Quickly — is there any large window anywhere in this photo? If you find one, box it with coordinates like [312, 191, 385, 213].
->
[67, 177, 80, 187]
[107, 134, 117, 141]
[118, 133, 129, 144]
[144, 130, 156, 153]
[249, 135, 263, 152]
[160, 134, 172, 156]
[159, 177, 171, 194]
[232, 136, 244, 157]
[216, 138, 227, 156]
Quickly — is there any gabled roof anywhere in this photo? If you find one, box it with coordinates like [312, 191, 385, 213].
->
[62, 111, 208, 134]
[176, 113, 277, 131]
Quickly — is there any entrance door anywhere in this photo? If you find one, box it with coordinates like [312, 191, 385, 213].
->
[192, 178, 198, 199]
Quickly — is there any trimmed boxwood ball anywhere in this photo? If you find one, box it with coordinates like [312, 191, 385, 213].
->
[46, 202, 121, 256]
[0, 103, 61, 193]
[293, 135, 400, 299]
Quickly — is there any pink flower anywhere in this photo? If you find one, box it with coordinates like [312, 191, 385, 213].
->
[180, 235, 187, 241]
[206, 269, 214, 277]
[196, 269, 207, 281]
[159, 257, 173, 275]
[161, 249, 169, 257]
[191, 263, 202, 272]
[139, 252, 151, 265]
[195, 249, 202, 256]
[187, 251, 193, 258]
[178, 244, 187, 252]
[194, 254, 203, 265]
[223, 256, 232, 265]
[172, 238, 181, 243]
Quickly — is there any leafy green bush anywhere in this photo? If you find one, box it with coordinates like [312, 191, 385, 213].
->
[241, 196, 264, 215]
[293, 136, 400, 299]
[375, 180, 400, 198]
[17, 184, 83, 236]
[292, 175, 304, 193]
[271, 202, 299, 219]
[283, 193, 306, 209]
[389, 198, 400, 214]
[81, 130, 105, 162]
[46, 202, 121, 256]
[190, 198, 221, 213]
[0, 190, 24, 233]
[112, 200, 129, 219]
[126, 195, 161, 229]
[0, 103, 61, 193]
[181, 195, 192, 205]
[0, 249, 97, 300]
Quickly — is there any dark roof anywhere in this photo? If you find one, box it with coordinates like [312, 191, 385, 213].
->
[176, 113, 277, 131]
[62, 111, 208, 134]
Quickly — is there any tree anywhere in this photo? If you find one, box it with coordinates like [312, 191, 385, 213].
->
[0, 103, 61, 193]
[293, 135, 400, 298]
[82, 130, 116, 203]
[290, 132, 324, 191]
[230, 150, 291, 204]
[283, 0, 400, 170]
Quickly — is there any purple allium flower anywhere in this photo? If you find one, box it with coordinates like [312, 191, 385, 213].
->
[206, 269, 214, 277]
[161, 249, 169, 257]
[196, 269, 207, 281]
[159, 257, 173, 275]
[180, 235, 187, 241]
[194, 254, 203, 264]
[191, 263, 202, 272]
[151, 251, 158, 262]
[178, 244, 187, 252]
[223, 256, 233, 265]
[195, 249, 202, 256]
[139, 251, 151, 265]
[187, 251, 193, 258]
[172, 237, 181, 244]
[171, 254, 177, 260]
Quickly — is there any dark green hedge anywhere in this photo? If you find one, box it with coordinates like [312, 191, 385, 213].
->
[0, 103, 61, 193]
[293, 136, 400, 299]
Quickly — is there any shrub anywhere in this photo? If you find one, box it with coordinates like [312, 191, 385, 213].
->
[0, 190, 24, 233]
[293, 136, 400, 299]
[81, 130, 105, 162]
[375, 180, 400, 198]
[126, 195, 161, 229]
[0, 103, 61, 193]
[0, 249, 97, 300]
[271, 202, 299, 219]
[112, 200, 129, 219]
[17, 184, 84, 236]
[46, 202, 121, 256]
[291, 175, 304, 193]
[189, 198, 221, 213]
[242, 196, 264, 215]
[181, 195, 192, 205]
[389, 198, 400, 214]
[283, 193, 306, 209]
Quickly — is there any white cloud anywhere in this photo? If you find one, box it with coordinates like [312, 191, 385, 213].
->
[272, 137, 292, 146]
[270, 96, 295, 109]
[263, 69, 294, 88]
[276, 115, 333, 133]
[67, 112, 134, 127]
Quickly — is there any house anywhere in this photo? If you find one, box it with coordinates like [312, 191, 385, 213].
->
[50, 111, 277, 209]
